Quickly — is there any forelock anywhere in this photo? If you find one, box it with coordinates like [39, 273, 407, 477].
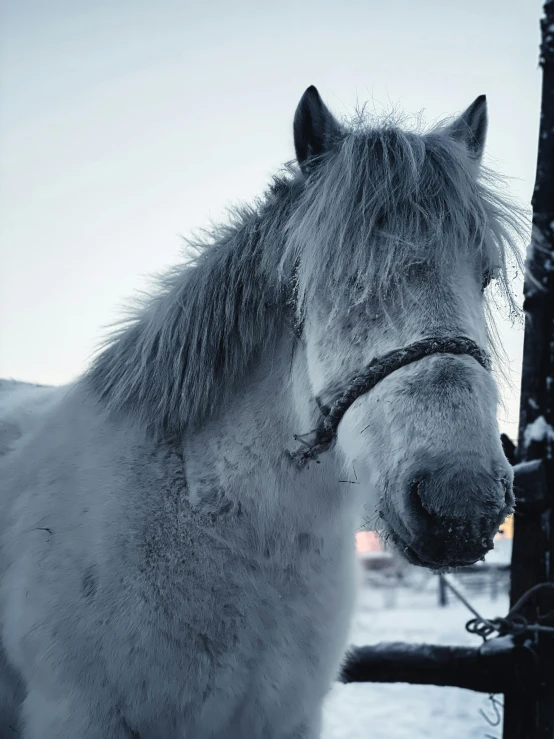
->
[281, 112, 526, 331]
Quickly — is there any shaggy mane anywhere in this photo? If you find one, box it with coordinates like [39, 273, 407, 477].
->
[84, 173, 300, 434]
[84, 109, 527, 435]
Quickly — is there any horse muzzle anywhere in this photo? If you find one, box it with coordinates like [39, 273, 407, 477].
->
[381, 466, 515, 570]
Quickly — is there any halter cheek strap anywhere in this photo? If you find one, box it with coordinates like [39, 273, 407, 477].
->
[289, 336, 491, 468]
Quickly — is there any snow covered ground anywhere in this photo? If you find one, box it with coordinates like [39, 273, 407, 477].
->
[322, 567, 510, 739]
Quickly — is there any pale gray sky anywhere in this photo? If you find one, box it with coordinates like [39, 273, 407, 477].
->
[0, 0, 543, 439]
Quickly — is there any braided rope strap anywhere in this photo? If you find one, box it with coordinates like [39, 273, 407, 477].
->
[290, 336, 491, 468]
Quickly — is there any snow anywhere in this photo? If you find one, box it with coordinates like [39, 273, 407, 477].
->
[479, 635, 513, 655]
[523, 415, 554, 448]
[322, 573, 510, 739]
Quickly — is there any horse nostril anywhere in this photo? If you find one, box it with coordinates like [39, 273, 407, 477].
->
[410, 480, 422, 497]
[409, 478, 433, 520]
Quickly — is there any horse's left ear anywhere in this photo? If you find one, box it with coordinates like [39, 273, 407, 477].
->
[449, 94, 488, 162]
[294, 86, 341, 175]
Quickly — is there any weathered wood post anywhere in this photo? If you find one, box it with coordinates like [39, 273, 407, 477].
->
[438, 574, 448, 607]
[503, 2, 554, 736]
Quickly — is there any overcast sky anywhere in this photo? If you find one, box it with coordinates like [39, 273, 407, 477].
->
[0, 0, 543, 439]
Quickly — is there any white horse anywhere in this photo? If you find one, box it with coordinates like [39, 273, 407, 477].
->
[0, 87, 523, 738]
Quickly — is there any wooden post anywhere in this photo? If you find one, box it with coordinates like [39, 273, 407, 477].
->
[504, 2, 554, 736]
[438, 574, 448, 607]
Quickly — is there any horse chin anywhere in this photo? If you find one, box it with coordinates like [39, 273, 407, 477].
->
[386, 526, 487, 571]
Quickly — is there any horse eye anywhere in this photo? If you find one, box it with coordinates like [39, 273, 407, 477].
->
[481, 268, 494, 292]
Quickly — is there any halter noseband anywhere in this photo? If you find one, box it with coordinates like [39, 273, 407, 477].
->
[290, 336, 491, 468]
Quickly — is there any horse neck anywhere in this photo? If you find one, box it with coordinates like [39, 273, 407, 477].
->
[181, 331, 360, 534]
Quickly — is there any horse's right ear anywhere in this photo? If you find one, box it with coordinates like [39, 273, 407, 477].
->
[449, 95, 488, 162]
[294, 86, 341, 175]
